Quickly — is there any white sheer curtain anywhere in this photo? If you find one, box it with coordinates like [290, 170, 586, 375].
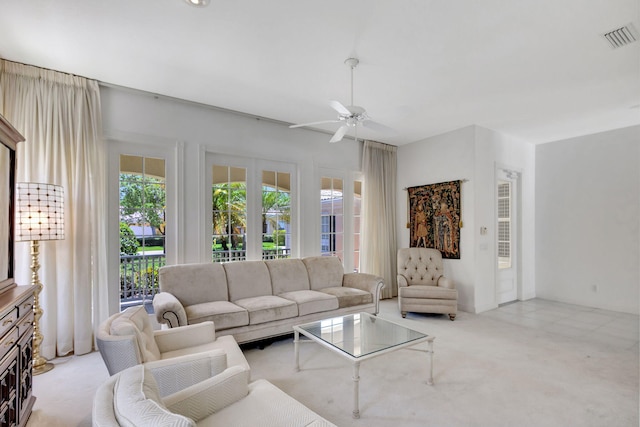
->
[361, 140, 398, 299]
[0, 60, 109, 358]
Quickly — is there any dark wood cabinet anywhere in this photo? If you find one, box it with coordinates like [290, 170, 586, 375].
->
[0, 115, 35, 427]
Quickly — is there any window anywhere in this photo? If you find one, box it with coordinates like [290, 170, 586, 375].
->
[119, 155, 166, 309]
[497, 181, 511, 269]
[212, 165, 247, 262]
[353, 179, 362, 272]
[321, 177, 343, 260]
[262, 170, 291, 260]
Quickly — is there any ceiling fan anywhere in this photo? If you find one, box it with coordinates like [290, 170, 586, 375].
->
[289, 57, 394, 143]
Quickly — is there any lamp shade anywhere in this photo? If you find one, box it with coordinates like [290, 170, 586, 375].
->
[16, 182, 64, 242]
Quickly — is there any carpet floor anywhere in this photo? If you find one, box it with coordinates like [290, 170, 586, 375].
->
[27, 298, 639, 427]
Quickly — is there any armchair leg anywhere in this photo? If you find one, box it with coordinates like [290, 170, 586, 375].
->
[448, 314, 456, 321]
[401, 312, 407, 318]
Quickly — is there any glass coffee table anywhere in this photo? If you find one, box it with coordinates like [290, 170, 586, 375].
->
[293, 312, 435, 418]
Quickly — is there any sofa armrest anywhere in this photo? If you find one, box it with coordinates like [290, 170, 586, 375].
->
[163, 365, 249, 422]
[437, 275, 455, 289]
[154, 321, 217, 353]
[153, 292, 188, 328]
[343, 272, 385, 313]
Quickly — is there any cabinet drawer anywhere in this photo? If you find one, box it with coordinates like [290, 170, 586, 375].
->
[0, 328, 19, 362]
[0, 308, 18, 340]
[17, 312, 34, 339]
[17, 296, 33, 318]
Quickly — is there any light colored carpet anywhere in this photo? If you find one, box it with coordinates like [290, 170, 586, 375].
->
[27, 298, 639, 427]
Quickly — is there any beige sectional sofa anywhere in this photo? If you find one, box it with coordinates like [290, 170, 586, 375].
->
[153, 256, 384, 344]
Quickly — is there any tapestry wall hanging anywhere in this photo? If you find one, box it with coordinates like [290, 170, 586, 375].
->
[407, 180, 462, 259]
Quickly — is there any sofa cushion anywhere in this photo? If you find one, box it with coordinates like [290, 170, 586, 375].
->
[234, 295, 298, 325]
[113, 364, 195, 427]
[319, 287, 372, 308]
[265, 258, 311, 295]
[279, 290, 339, 316]
[399, 285, 458, 300]
[159, 263, 229, 306]
[110, 306, 161, 362]
[224, 261, 273, 301]
[185, 301, 249, 330]
[302, 256, 345, 291]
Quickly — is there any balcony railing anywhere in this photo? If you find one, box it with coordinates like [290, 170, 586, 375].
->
[119, 248, 291, 309]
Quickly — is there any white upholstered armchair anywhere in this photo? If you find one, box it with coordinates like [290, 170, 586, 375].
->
[96, 305, 249, 376]
[397, 248, 458, 320]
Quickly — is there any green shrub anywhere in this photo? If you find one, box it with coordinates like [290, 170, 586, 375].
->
[120, 222, 139, 255]
[272, 229, 286, 246]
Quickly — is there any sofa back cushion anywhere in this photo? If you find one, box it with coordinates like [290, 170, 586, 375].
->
[113, 364, 195, 427]
[224, 261, 273, 301]
[266, 258, 310, 295]
[302, 256, 344, 291]
[110, 306, 161, 362]
[159, 263, 228, 306]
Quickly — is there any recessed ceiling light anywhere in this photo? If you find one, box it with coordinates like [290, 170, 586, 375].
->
[184, 0, 209, 7]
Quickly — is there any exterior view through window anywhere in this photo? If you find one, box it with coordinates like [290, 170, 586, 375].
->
[353, 180, 362, 272]
[212, 165, 247, 262]
[262, 170, 291, 260]
[119, 155, 166, 310]
[321, 177, 344, 261]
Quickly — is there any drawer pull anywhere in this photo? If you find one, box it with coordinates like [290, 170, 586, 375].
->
[2, 318, 13, 326]
[4, 340, 14, 347]
[23, 303, 33, 309]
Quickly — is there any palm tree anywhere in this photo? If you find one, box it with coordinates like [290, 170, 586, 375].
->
[212, 183, 246, 250]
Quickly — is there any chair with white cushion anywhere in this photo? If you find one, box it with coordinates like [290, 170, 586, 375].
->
[397, 247, 458, 320]
[96, 305, 249, 376]
[92, 350, 337, 427]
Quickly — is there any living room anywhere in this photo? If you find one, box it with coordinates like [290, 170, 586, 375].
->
[0, 1, 638, 426]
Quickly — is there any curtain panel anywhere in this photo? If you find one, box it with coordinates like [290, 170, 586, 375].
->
[361, 140, 397, 299]
[0, 60, 108, 358]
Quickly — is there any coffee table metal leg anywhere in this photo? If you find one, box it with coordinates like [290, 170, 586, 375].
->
[294, 330, 300, 372]
[353, 362, 360, 419]
[427, 338, 434, 385]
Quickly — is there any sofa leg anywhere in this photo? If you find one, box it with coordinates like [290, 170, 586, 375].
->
[449, 314, 456, 321]
[401, 311, 407, 318]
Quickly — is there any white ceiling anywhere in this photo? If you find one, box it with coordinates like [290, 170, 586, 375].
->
[1, 0, 639, 146]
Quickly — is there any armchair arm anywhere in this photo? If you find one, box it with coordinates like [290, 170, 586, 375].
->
[437, 275, 455, 289]
[163, 365, 249, 422]
[153, 321, 217, 354]
[153, 292, 188, 328]
[397, 274, 408, 288]
[145, 349, 230, 397]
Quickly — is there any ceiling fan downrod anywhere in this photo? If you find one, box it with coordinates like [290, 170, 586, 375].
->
[344, 57, 359, 106]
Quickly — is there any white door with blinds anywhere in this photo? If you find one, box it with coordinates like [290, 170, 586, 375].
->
[496, 168, 519, 304]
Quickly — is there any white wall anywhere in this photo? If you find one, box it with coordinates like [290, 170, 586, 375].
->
[397, 125, 535, 313]
[536, 125, 640, 314]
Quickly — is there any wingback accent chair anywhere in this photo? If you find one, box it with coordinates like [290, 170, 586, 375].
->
[397, 248, 458, 320]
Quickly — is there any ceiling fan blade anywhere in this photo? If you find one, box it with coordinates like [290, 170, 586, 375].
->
[289, 119, 341, 129]
[329, 100, 351, 116]
[362, 119, 396, 135]
[329, 125, 349, 143]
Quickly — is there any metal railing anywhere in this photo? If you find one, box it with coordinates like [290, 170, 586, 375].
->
[120, 254, 165, 306]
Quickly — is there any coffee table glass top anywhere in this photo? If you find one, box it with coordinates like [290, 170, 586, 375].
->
[294, 312, 428, 359]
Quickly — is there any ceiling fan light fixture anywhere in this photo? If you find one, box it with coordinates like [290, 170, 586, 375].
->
[184, 0, 210, 7]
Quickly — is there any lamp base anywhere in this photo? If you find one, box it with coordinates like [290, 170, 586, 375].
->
[33, 356, 54, 375]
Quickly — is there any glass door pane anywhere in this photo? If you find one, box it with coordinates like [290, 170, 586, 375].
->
[212, 165, 247, 263]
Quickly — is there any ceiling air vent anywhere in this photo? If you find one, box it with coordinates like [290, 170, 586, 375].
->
[602, 23, 638, 49]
